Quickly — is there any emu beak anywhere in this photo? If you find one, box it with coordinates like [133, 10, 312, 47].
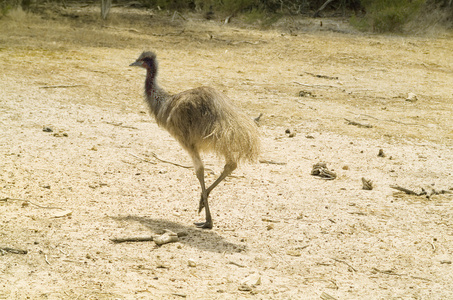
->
[129, 61, 142, 67]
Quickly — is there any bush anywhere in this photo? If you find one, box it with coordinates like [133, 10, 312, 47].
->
[355, 0, 426, 32]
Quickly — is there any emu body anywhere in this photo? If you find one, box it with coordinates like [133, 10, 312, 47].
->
[130, 51, 260, 229]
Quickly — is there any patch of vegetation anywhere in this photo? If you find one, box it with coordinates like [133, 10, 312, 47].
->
[351, 0, 425, 33]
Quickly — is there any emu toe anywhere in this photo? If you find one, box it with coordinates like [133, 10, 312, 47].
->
[194, 221, 213, 229]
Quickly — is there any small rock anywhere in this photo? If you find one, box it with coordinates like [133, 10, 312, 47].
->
[406, 92, 418, 102]
[378, 149, 386, 157]
[238, 284, 252, 292]
[286, 249, 302, 257]
[361, 177, 373, 190]
[241, 273, 261, 287]
[188, 259, 196, 267]
[154, 230, 178, 246]
[42, 127, 53, 132]
[298, 90, 313, 97]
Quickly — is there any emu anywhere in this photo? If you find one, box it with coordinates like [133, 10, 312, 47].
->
[130, 51, 260, 229]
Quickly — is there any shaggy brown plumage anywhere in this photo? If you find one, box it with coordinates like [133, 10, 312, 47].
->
[130, 51, 260, 229]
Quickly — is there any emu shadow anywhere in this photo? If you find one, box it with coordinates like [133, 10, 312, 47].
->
[111, 215, 246, 253]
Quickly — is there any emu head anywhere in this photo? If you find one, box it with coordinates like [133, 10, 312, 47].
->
[130, 51, 158, 73]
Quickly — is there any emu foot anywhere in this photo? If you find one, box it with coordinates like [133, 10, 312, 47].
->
[194, 221, 213, 229]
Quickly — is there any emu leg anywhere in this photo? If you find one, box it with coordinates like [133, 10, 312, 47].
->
[198, 162, 237, 213]
[191, 152, 212, 229]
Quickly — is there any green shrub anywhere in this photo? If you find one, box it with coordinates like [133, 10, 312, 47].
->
[355, 0, 426, 32]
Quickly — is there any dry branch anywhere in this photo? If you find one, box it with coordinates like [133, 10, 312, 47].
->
[129, 152, 215, 174]
[293, 81, 340, 89]
[111, 231, 187, 244]
[105, 121, 138, 130]
[390, 185, 452, 199]
[39, 85, 84, 89]
[313, 0, 336, 17]
[228, 261, 246, 268]
[302, 71, 338, 80]
[311, 162, 337, 180]
[320, 292, 338, 300]
[0, 247, 28, 255]
[259, 159, 287, 165]
[344, 118, 373, 128]
[332, 258, 357, 272]
[0, 197, 64, 210]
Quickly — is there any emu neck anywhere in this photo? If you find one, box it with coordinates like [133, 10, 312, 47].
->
[144, 70, 169, 116]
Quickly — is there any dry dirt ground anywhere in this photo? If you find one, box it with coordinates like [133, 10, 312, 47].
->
[1, 4, 453, 300]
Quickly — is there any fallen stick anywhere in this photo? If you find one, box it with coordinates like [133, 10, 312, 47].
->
[313, 0, 336, 17]
[293, 81, 340, 89]
[110, 236, 154, 243]
[390, 185, 419, 195]
[302, 71, 338, 80]
[259, 159, 287, 165]
[111, 231, 187, 244]
[39, 85, 84, 89]
[344, 118, 373, 128]
[390, 185, 452, 198]
[0, 247, 28, 255]
[332, 258, 357, 272]
[130, 152, 215, 174]
[149, 151, 192, 169]
[105, 121, 138, 130]
[0, 197, 64, 210]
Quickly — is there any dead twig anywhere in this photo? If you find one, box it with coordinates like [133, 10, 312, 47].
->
[293, 81, 340, 89]
[311, 162, 337, 180]
[390, 185, 419, 195]
[0, 247, 28, 255]
[110, 236, 154, 243]
[332, 258, 357, 272]
[102, 25, 140, 33]
[372, 267, 431, 281]
[128, 152, 157, 164]
[347, 112, 428, 128]
[150, 30, 185, 37]
[302, 71, 338, 80]
[111, 231, 187, 244]
[211, 36, 265, 45]
[320, 292, 338, 300]
[40, 85, 84, 89]
[313, 0, 336, 17]
[0, 197, 64, 210]
[129, 152, 215, 174]
[259, 159, 287, 165]
[344, 118, 373, 128]
[149, 151, 192, 169]
[390, 185, 452, 199]
[228, 261, 246, 268]
[105, 121, 138, 130]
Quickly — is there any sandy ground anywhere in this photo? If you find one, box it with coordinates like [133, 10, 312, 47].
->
[1, 4, 453, 300]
